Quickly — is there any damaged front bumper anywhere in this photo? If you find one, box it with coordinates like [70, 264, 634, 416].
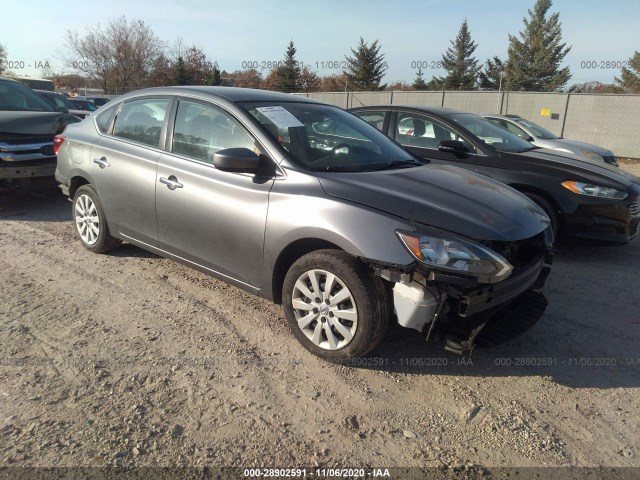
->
[376, 250, 553, 355]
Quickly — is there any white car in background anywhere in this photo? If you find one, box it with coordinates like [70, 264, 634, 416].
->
[483, 114, 618, 166]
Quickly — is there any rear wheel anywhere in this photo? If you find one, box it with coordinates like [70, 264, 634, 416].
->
[283, 250, 388, 362]
[523, 192, 559, 242]
[72, 185, 122, 253]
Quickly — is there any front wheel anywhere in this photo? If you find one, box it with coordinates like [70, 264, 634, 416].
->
[282, 250, 389, 362]
[72, 185, 122, 253]
[524, 192, 559, 242]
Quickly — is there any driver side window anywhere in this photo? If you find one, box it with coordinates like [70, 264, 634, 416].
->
[172, 100, 255, 164]
[491, 119, 527, 137]
[395, 113, 472, 151]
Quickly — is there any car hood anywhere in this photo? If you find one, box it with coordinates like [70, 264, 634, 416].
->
[534, 138, 613, 156]
[514, 148, 639, 187]
[317, 164, 550, 242]
[0, 111, 79, 136]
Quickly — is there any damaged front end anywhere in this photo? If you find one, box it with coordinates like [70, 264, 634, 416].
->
[371, 228, 554, 355]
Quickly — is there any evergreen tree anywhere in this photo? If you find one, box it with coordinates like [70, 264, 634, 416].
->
[174, 56, 188, 85]
[615, 51, 640, 93]
[412, 68, 427, 90]
[506, 0, 571, 91]
[211, 62, 221, 86]
[343, 38, 388, 90]
[277, 41, 301, 92]
[478, 57, 505, 90]
[425, 77, 444, 91]
[433, 19, 481, 90]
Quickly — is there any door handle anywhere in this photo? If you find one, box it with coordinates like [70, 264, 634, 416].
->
[159, 176, 183, 190]
[93, 157, 110, 169]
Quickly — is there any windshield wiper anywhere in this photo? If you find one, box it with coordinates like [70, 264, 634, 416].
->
[367, 159, 425, 171]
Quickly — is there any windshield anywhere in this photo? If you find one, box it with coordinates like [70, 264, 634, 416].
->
[448, 113, 535, 153]
[241, 102, 421, 172]
[514, 118, 559, 139]
[39, 92, 77, 110]
[0, 80, 56, 112]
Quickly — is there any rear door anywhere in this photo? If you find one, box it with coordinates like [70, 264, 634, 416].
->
[90, 96, 172, 245]
[155, 98, 274, 289]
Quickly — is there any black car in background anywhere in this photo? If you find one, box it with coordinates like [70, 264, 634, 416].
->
[0, 76, 80, 188]
[68, 97, 97, 112]
[85, 96, 111, 107]
[351, 106, 640, 244]
[34, 90, 93, 118]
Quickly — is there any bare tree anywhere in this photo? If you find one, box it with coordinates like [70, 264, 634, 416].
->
[62, 16, 165, 93]
[232, 69, 263, 89]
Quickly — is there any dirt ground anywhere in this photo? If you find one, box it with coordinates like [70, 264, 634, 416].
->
[1, 166, 639, 478]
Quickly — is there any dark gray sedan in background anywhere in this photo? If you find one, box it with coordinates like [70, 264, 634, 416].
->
[55, 87, 553, 360]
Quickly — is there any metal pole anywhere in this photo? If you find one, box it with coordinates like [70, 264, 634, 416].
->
[560, 93, 571, 139]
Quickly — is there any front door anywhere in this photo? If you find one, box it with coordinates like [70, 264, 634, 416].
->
[392, 111, 478, 171]
[155, 99, 274, 289]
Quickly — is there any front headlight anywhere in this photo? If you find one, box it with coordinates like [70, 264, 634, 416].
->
[561, 181, 628, 200]
[580, 150, 604, 162]
[397, 229, 513, 283]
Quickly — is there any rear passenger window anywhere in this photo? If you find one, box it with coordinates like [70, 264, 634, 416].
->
[95, 104, 118, 134]
[172, 100, 255, 164]
[112, 98, 170, 148]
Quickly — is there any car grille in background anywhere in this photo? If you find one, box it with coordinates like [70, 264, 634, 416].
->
[0, 133, 53, 145]
[481, 232, 546, 270]
[630, 196, 640, 218]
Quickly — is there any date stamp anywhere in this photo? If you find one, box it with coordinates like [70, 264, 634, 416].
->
[1, 60, 51, 70]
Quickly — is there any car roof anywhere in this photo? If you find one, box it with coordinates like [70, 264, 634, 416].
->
[481, 113, 523, 120]
[34, 89, 61, 95]
[351, 105, 469, 116]
[114, 86, 323, 105]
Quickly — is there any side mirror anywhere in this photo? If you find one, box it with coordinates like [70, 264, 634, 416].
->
[56, 106, 69, 114]
[438, 140, 471, 155]
[213, 147, 261, 171]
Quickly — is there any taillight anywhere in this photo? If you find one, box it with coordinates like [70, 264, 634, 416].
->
[53, 135, 65, 155]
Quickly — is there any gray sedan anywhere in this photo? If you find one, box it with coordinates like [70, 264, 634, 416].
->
[55, 87, 552, 361]
[483, 114, 618, 166]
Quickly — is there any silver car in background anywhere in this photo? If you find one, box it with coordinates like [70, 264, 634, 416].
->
[55, 87, 553, 361]
[483, 114, 618, 166]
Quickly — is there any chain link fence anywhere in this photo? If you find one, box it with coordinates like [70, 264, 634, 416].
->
[294, 90, 640, 159]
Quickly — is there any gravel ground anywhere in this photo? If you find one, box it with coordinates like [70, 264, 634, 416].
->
[0, 166, 639, 479]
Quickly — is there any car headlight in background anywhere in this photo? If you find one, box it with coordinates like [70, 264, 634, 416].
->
[580, 150, 605, 162]
[561, 181, 628, 200]
[397, 230, 513, 283]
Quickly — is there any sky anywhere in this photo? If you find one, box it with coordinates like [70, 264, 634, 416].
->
[2, 0, 638, 87]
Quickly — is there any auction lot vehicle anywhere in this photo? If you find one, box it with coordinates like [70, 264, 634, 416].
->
[35, 89, 93, 119]
[85, 96, 111, 107]
[352, 106, 640, 244]
[482, 113, 618, 166]
[0, 76, 80, 188]
[68, 97, 97, 113]
[56, 87, 553, 360]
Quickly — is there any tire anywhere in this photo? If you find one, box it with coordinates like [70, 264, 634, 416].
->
[72, 185, 122, 254]
[282, 249, 389, 362]
[523, 192, 559, 242]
